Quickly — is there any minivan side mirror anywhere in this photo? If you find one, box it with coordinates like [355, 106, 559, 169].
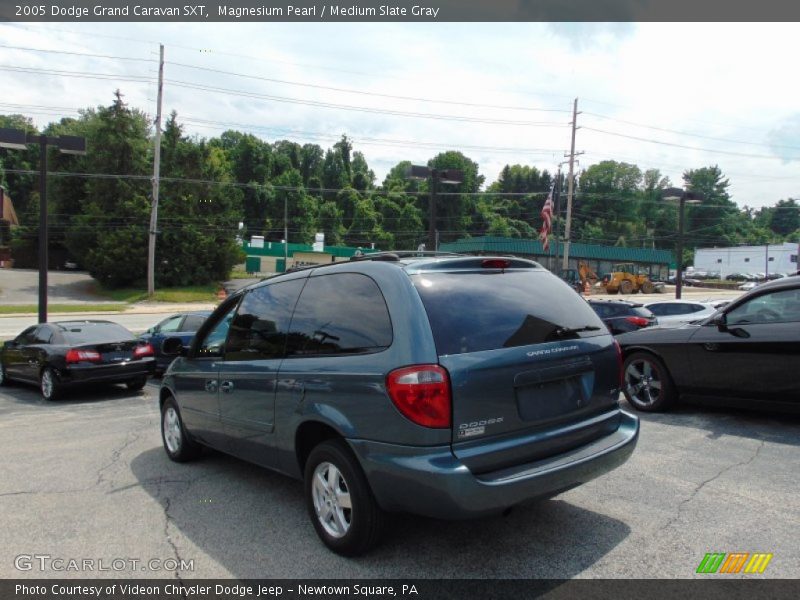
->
[4, 340, 17, 349]
[711, 313, 728, 331]
[162, 337, 187, 356]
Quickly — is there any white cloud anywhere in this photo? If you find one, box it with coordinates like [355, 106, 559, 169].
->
[1, 21, 798, 207]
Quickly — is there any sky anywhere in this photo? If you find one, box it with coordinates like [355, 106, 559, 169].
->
[1, 21, 799, 210]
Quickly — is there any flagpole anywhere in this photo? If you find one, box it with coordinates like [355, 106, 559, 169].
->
[553, 167, 562, 277]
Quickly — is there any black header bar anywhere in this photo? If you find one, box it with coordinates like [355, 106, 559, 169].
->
[2, 0, 800, 22]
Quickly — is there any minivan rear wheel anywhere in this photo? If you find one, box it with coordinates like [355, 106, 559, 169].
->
[623, 352, 676, 412]
[304, 439, 384, 556]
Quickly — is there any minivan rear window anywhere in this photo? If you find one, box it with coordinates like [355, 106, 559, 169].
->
[412, 270, 607, 356]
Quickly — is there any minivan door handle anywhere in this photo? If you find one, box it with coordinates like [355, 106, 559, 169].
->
[220, 380, 234, 393]
[205, 379, 218, 393]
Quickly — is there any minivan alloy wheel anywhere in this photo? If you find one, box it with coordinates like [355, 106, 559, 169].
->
[312, 461, 352, 539]
[163, 406, 182, 454]
[160, 397, 202, 462]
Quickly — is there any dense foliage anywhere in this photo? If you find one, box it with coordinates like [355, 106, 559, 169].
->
[1, 93, 797, 286]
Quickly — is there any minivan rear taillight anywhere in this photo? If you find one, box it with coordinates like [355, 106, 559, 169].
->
[65, 349, 101, 364]
[386, 365, 451, 428]
[624, 316, 651, 327]
[613, 339, 623, 388]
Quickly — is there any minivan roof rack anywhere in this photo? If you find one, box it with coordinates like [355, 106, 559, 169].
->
[349, 251, 464, 262]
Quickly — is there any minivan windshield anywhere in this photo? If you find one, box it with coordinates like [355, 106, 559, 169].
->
[412, 270, 607, 356]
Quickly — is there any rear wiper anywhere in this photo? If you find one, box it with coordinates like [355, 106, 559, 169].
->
[553, 325, 602, 337]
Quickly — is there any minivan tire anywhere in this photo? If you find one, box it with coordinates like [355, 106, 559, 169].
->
[304, 439, 384, 556]
[161, 396, 202, 462]
[622, 352, 676, 412]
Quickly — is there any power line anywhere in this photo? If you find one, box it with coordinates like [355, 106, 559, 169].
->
[0, 64, 154, 83]
[181, 116, 566, 156]
[582, 126, 787, 160]
[169, 62, 569, 113]
[0, 43, 155, 63]
[584, 111, 800, 152]
[169, 80, 570, 127]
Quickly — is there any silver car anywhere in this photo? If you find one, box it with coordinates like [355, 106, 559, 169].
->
[643, 300, 720, 328]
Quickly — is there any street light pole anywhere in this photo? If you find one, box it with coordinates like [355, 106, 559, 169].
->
[283, 193, 288, 270]
[0, 128, 86, 323]
[661, 187, 702, 301]
[428, 172, 438, 251]
[676, 194, 686, 300]
[38, 136, 48, 323]
[405, 165, 463, 252]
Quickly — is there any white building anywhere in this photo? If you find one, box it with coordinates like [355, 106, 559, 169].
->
[694, 242, 799, 278]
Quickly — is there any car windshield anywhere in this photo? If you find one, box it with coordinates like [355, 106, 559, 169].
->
[412, 270, 606, 356]
[59, 323, 133, 344]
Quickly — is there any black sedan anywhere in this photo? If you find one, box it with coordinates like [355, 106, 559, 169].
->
[617, 277, 800, 412]
[0, 320, 156, 400]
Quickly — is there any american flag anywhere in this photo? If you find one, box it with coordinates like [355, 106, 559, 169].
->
[539, 182, 555, 251]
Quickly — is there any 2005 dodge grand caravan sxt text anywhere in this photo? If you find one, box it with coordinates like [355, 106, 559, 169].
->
[158, 253, 639, 555]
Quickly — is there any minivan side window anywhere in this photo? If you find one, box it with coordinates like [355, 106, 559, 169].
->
[224, 280, 304, 361]
[287, 273, 393, 356]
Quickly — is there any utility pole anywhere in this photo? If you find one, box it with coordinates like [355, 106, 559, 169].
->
[562, 98, 582, 271]
[147, 44, 165, 297]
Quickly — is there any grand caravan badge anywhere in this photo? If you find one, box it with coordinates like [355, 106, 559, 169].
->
[527, 345, 579, 358]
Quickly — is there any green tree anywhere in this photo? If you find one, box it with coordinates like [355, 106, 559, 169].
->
[64, 91, 151, 287]
[424, 151, 484, 242]
[769, 199, 800, 237]
[155, 113, 243, 285]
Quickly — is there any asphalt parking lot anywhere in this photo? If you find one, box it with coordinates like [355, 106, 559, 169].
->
[0, 380, 798, 579]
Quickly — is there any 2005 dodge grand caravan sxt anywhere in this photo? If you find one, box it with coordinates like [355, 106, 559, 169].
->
[158, 253, 639, 555]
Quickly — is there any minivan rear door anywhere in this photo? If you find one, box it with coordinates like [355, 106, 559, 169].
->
[411, 268, 621, 474]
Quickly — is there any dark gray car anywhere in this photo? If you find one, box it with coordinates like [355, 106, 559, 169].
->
[158, 254, 639, 555]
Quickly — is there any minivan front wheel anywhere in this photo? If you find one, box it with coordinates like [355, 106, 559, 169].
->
[304, 439, 384, 556]
[623, 352, 676, 412]
[161, 397, 201, 462]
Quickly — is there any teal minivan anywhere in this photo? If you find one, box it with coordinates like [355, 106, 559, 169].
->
[159, 254, 639, 555]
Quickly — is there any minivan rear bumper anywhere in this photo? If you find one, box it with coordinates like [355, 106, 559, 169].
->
[349, 410, 638, 519]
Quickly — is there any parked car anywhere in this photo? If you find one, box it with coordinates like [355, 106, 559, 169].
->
[139, 311, 211, 374]
[617, 277, 800, 412]
[643, 300, 719, 328]
[725, 273, 748, 281]
[738, 281, 759, 291]
[0, 320, 155, 400]
[587, 299, 658, 335]
[158, 254, 639, 555]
